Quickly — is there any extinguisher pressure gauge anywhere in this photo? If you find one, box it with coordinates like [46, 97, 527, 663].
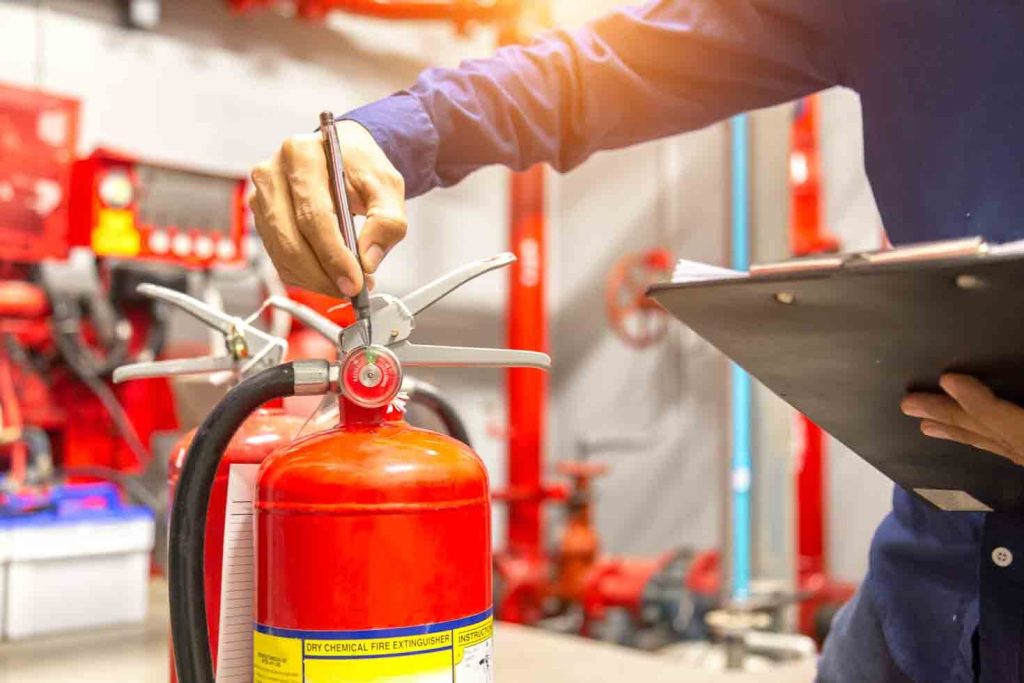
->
[341, 345, 403, 409]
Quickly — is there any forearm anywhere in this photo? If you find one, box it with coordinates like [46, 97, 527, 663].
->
[346, 0, 844, 198]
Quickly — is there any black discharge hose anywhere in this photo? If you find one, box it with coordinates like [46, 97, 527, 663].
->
[406, 379, 473, 448]
[169, 362, 302, 683]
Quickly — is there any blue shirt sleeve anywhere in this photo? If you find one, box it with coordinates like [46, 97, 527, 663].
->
[344, 0, 845, 198]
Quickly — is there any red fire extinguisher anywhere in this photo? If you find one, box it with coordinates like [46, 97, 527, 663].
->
[166, 253, 549, 683]
[113, 284, 306, 681]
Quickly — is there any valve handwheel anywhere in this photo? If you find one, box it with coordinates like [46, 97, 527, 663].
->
[605, 248, 675, 348]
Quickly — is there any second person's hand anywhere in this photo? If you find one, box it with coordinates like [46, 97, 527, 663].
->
[249, 121, 407, 298]
[902, 373, 1024, 466]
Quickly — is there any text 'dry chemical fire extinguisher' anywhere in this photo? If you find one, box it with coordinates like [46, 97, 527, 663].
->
[167, 252, 550, 683]
[113, 284, 306, 682]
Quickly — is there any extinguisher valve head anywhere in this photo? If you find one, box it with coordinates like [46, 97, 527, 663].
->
[340, 345, 403, 408]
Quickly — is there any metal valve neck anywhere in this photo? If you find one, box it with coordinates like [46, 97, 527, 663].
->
[338, 395, 392, 429]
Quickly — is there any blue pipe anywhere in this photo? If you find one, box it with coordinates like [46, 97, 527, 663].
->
[729, 114, 752, 602]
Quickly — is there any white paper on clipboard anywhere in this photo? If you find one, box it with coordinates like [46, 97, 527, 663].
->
[214, 463, 259, 683]
[671, 258, 745, 284]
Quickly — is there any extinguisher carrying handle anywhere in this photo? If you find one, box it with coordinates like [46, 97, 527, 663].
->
[169, 359, 334, 683]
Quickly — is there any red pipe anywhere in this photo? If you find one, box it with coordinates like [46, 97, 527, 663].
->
[303, 0, 518, 22]
[790, 97, 837, 581]
[506, 163, 547, 558]
[795, 416, 824, 577]
[230, 0, 520, 26]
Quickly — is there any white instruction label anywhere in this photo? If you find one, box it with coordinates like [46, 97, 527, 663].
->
[216, 463, 260, 683]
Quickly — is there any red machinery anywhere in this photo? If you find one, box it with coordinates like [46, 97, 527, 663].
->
[556, 459, 717, 641]
[0, 83, 78, 263]
[0, 81, 251, 495]
[0, 84, 79, 482]
[165, 253, 549, 683]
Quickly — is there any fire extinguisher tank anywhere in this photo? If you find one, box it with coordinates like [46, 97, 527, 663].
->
[254, 406, 493, 678]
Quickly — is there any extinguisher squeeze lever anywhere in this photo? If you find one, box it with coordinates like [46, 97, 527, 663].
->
[110, 283, 288, 385]
[262, 252, 551, 371]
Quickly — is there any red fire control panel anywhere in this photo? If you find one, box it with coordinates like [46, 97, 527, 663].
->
[69, 149, 248, 268]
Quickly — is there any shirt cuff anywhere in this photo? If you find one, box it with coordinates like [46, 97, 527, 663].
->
[341, 93, 439, 199]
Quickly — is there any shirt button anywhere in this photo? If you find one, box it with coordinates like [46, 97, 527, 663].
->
[992, 547, 1014, 568]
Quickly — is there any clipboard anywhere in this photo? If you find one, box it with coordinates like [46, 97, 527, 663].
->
[648, 238, 1024, 513]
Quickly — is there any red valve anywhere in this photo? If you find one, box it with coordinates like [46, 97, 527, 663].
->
[556, 460, 609, 480]
[604, 247, 675, 348]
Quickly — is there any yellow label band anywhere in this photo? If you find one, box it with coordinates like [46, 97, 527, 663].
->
[254, 608, 493, 683]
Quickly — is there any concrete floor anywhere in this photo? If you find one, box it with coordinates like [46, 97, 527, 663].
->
[0, 582, 168, 682]
[0, 580, 815, 682]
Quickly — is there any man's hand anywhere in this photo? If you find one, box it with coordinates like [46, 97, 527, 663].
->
[902, 373, 1024, 466]
[249, 121, 407, 298]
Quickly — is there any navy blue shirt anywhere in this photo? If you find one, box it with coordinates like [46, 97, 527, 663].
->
[346, 2, 1024, 680]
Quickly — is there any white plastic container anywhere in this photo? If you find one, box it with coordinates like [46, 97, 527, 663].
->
[2, 500, 154, 640]
[0, 521, 9, 640]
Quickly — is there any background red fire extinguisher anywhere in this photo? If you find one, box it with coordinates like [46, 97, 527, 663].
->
[113, 284, 303, 682]
[165, 253, 549, 683]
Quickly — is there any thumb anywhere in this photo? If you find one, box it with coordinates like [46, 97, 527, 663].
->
[940, 374, 1024, 443]
[358, 201, 407, 274]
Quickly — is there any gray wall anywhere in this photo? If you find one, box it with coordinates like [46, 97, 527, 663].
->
[0, 0, 891, 584]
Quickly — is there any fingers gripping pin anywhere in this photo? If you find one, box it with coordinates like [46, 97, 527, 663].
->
[111, 284, 288, 385]
[321, 111, 372, 348]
